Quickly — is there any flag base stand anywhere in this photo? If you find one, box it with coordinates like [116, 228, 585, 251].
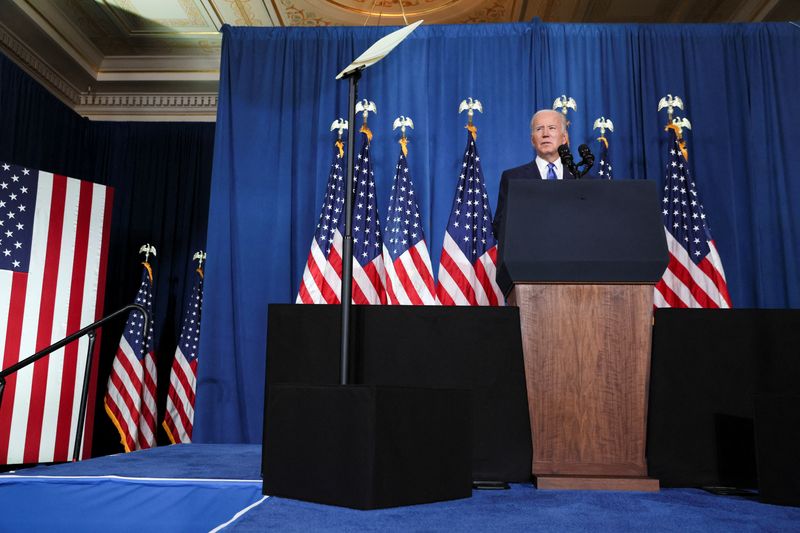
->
[262, 384, 472, 509]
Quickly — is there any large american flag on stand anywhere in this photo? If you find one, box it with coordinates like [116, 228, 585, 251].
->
[104, 262, 158, 451]
[163, 263, 203, 444]
[436, 132, 504, 306]
[296, 142, 346, 304]
[0, 162, 112, 464]
[654, 130, 732, 308]
[383, 149, 436, 305]
[342, 132, 386, 304]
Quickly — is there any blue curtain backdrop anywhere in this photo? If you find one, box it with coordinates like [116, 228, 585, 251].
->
[196, 21, 800, 443]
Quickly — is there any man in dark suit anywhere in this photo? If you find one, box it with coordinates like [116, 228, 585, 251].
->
[493, 109, 579, 236]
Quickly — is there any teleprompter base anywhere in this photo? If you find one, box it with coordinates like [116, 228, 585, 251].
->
[534, 475, 660, 492]
[262, 384, 472, 510]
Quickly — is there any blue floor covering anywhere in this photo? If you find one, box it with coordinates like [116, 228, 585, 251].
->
[1, 444, 798, 532]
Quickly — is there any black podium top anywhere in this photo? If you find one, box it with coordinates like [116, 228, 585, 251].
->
[495, 179, 668, 293]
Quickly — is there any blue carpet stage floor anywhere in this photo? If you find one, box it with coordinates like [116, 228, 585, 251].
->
[1, 444, 798, 532]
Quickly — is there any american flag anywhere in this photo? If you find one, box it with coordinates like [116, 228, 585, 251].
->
[654, 130, 732, 308]
[341, 132, 385, 304]
[163, 263, 203, 444]
[104, 262, 158, 451]
[0, 162, 112, 464]
[436, 132, 504, 306]
[383, 149, 437, 305]
[597, 140, 613, 179]
[296, 142, 346, 304]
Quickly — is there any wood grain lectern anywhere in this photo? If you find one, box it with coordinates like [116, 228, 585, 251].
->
[496, 179, 669, 491]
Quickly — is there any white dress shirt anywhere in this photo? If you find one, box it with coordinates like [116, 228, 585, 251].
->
[535, 156, 565, 180]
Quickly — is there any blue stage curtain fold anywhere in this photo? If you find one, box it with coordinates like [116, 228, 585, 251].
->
[198, 21, 800, 443]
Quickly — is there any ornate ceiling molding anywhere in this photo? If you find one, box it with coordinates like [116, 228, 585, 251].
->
[0, 21, 83, 105]
[76, 93, 219, 122]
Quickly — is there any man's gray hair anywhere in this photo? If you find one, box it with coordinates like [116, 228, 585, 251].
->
[530, 109, 567, 134]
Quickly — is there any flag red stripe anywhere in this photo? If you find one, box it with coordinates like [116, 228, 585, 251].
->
[436, 284, 456, 306]
[0, 273, 28, 462]
[327, 247, 342, 277]
[297, 278, 313, 304]
[655, 279, 687, 308]
[696, 255, 732, 307]
[326, 248, 344, 303]
[139, 353, 156, 449]
[384, 266, 399, 304]
[107, 358, 142, 451]
[82, 186, 113, 459]
[407, 245, 436, 298]
[666, 254, 719, 309]
[474, 252, 499, 306]
[111, 349, 145, 416]
[165, 377, 193, 441]
[105, 401, 135, 451]
[439, 249, 477, 305]
[307, 250, 337, 303]
[307, 250, 339, 304]
[111, 349, 144, 404]
[485, 246, 503, 305]
[165, 387, 191, 440]
[186, 361, 198, 406]
[170, 355, 196, 408]
[139, 352, 157, 448]
[363, 260, 386, 304]
[351, 276, 370, 304]
[393, 257, 423, 305]
[24, 174, 67, 463]
[53, 180, 93, 461]
[105, 373, 138, 453]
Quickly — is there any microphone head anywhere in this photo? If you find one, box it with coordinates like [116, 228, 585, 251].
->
[576, 144, 594, 175]
[558, 144, 571, 157]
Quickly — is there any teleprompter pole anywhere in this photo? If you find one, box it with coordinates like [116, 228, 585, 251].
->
[339, 68, 361, 385]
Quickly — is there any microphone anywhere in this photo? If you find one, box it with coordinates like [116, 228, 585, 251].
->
[577, 144, 595, 176]
[578, 144, 594, 170]
[558, 144, 579, 178]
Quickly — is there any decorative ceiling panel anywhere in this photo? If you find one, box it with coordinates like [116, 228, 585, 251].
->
[270, 0, 520, 26]
[1, 0, 797, 121]
[102, 0, 215, 32]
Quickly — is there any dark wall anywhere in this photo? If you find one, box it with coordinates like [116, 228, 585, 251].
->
[0, 52, 215, 456]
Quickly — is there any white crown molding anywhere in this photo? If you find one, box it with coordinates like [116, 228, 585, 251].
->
[98, 55, 221, 81]
[76, 93, 218, 122]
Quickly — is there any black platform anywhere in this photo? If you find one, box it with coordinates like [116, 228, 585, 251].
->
[264, 305, 532, 483]
[648, 308, 800, 497]
[262, 384, 472, 509]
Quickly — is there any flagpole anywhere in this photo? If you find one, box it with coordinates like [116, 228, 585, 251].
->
[339, 68, 360, 385]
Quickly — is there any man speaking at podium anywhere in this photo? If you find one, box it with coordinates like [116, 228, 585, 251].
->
[493, 109, 579, 235]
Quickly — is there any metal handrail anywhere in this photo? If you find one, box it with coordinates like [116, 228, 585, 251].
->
[0, 303, 148, 462]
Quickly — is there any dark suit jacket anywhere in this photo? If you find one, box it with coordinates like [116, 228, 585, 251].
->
[492, 160, 579, 237]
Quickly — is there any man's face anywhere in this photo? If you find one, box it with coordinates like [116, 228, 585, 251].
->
[531, 112, 567, 161]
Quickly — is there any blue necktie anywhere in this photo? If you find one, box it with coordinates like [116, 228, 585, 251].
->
[546, 162, 557, 180]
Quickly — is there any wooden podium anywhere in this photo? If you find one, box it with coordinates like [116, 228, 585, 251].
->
[496, 180, 669, 491]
